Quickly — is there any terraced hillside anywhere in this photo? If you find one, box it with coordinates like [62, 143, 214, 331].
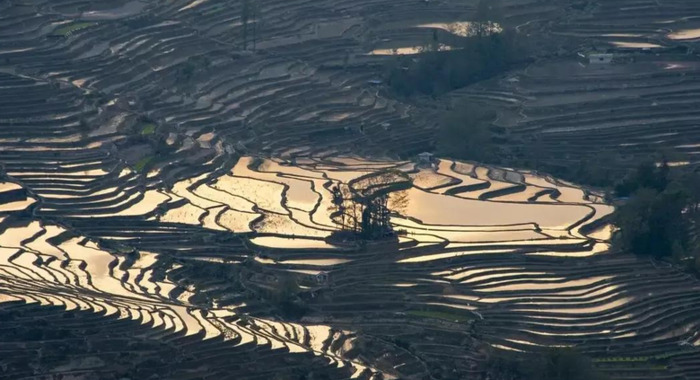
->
[0, 0, 573, 159]
[2, 0, 700, 379]
[3, 143, 700, 379]
[455, 0, 700, 171]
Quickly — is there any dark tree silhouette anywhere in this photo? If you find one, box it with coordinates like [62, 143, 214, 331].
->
[329, 170, 411, 239]
[241, 0, 260, 50]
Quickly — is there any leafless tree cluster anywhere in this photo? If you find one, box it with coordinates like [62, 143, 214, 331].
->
[470, 0, 503, 38]
[329, 170, 410, 239]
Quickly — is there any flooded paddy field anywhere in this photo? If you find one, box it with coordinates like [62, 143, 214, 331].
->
[0, 133, 698, 378]
[2, 0, 700, 379]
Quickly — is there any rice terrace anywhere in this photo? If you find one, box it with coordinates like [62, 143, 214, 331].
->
[2, 0, 700, 379]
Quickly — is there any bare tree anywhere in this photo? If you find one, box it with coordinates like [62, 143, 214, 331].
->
[241, 0, 260, 50]
[241, 0, 250, 50]
[329, 170, 411, 239]
[472, 0, 502, 38]
[252, 0, 259, 50]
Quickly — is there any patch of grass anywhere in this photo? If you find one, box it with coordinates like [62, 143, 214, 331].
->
[52, 22, 96, 37]
[133, 157, 153, 172]
[594, 349, 694, 363]
[140, 124, 156, 135]
[407, 310, 470, 323]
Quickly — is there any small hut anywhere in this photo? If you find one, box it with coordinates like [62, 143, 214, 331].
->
[417, 152, 435, 167]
